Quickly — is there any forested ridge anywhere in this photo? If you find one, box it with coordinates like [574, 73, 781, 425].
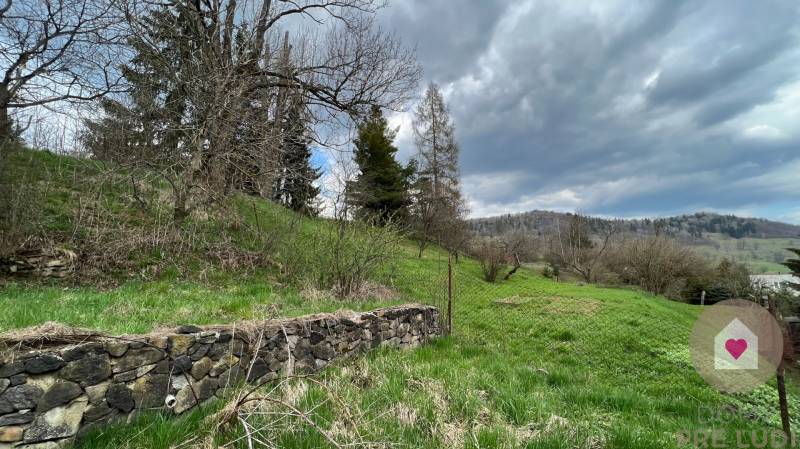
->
[470, 210, 800, 240]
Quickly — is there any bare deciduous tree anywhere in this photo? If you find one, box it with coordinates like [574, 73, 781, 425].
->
[472, 237, 506, 283]
[608, 235, 705, 297]
[553, 213, 617, 283]
[0, 0, 124, 141]
[498, 231, 538, 280]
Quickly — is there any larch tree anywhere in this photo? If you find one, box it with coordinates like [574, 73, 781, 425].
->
[410, 83, 465, 257]
[348, 105, 413, 224]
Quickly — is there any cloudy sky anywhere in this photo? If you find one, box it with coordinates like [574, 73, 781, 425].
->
[373, 0, 800, 223]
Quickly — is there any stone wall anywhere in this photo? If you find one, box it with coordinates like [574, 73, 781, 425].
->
[0, 304, 440, 448]
[0, 248, 76, 278]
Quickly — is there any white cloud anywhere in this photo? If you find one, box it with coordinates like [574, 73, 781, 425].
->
[387, 110, 416, 162]
[741, 124, 787, 140]
[780, 209, 800, 225]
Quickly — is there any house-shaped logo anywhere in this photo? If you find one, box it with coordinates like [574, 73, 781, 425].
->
[714, 319, 757, 370]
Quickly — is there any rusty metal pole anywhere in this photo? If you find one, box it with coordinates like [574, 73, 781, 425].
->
[447, 254, 453, 335]
[768, 294, 792, 438]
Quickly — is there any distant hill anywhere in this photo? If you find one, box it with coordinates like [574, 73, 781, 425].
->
[470, 210, 800, 273]
[470, 210, 800, 240]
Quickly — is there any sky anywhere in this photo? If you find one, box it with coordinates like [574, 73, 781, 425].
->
[371, 0, 800, 223]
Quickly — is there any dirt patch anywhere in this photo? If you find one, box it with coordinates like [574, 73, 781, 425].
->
[542, 297, 602, 315]
[493, 296, 532, 307]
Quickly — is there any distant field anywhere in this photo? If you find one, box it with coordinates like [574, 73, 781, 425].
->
[689, 233, 800, 274]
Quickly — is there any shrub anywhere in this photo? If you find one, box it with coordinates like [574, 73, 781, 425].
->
[605, 236, 713, 300]
[292, 216, 402, 298]
[472, 238, 507, 283]
[682, 258, 752, 303]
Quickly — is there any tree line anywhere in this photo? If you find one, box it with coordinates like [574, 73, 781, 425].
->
[470, 213, 756, 303]
[471, 210, 800, 240]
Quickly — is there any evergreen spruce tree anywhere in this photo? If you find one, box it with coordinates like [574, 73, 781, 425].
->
[784, 248, 800, 291]
[349, 106, 413, 224]
[273, 99, 321, 216]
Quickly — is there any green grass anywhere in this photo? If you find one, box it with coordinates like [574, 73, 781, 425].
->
[3, 148, 799, 448]
[74, 254, 800, 448]
[0, 277, 398, 334]
[691, 233, 800, 274]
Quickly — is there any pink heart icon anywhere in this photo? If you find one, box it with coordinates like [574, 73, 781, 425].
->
[725, 339, 748, 360]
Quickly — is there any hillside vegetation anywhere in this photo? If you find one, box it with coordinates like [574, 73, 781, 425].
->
[471, 210, 800, 274]
[690, 234, 800, 274]
[471, 210, 800, 240]
[77, 263, 800, 449]
[1, 149, 799, 448]
[0, 147, 421, 332]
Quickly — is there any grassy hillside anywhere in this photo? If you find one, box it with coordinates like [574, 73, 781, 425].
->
[74, 253, 800, 449]
[2, 149, 799, 448]
[690, 233, 800, 274]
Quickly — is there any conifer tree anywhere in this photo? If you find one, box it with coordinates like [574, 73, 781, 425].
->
[348, 106, 413, 224]
[411, 83, 465, 257]
[784, 248, 800, 291]
[273, 99, 321, 215]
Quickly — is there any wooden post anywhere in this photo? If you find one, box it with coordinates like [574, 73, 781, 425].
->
[777, 366, 791, 438]
[447, 254, 453, 335]
[768, 294, 792, 439]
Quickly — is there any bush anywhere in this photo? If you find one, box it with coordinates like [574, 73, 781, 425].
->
[683, 258, 752, 303]
[291, 216, 402, 298]
[541, 262, 560, 280]
[774, 287, 800, 317]
[472, 238, 507, 283]
[604, 236, 713, 300]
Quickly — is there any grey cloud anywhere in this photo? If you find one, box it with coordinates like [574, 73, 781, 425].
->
[378, 0, 510, 83]
[381, 0, 800, 219]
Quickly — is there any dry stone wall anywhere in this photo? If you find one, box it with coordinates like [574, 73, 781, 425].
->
[0, 248, 76, 278]
[0, 304, 440, 448]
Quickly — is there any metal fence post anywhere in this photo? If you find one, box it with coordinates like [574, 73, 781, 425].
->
[447, 254, 453, 335]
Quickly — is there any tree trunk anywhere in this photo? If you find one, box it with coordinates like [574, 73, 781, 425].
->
[418, 239, 427, 258]
[504, 253, 521, 280]
[0, 85, 12, 143]
[172, 190, 188, 228]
